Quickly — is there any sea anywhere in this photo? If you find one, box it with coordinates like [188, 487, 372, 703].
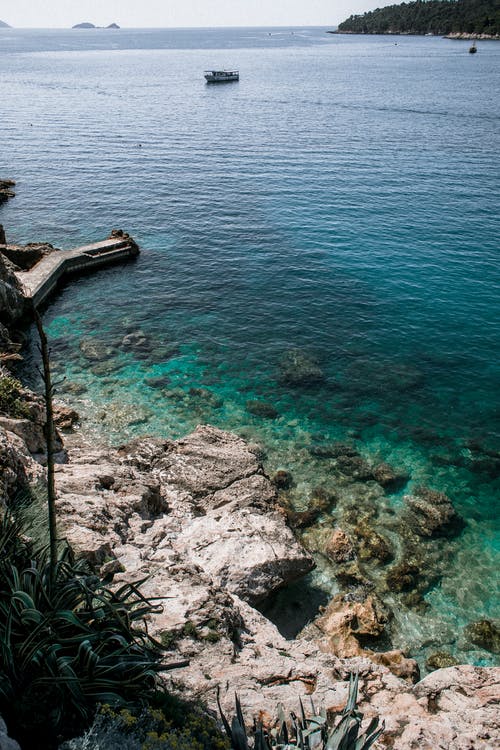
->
[0, 26, 499, 670]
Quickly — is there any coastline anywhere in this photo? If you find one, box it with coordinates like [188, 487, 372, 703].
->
[331, 30, 500, 39]
[1, 205, 500, 746]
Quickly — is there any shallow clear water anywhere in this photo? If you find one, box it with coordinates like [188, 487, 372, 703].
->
[1, 27, 499, 668]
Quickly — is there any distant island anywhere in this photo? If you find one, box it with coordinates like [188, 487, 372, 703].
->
[336, 0, 500, 38]
[0, 20, 11, 28]
[72, 22, 120, 29]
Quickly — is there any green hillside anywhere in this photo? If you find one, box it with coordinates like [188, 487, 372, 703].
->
[337, 0, 500, 36]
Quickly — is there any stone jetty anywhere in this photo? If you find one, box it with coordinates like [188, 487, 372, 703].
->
[10, 230, 139, 308]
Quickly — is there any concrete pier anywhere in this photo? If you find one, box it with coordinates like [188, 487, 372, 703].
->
[13, 232, 139, 309]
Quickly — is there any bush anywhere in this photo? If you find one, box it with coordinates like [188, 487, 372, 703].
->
[0, 512, 183, 749]
[0, 375, 31, 419]
[61, 702, 230, 750]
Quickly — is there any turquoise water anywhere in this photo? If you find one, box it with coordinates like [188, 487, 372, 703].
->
[1, 28, 499, 668]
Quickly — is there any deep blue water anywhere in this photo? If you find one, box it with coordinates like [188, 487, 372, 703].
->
[1, 27, 499, 667]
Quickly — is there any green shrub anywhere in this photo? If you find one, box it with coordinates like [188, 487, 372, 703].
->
[0, 512, 184, 749]
[0, 375, 31, 419]
[61, 702, 230, 750]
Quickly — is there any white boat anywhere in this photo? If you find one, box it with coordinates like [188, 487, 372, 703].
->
[204, 69, 239, 83]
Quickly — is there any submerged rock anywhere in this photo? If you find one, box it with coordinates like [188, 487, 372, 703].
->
[404, 486, 464, 537]
[246, 399, 278, 419]
[309, 442, 359, 459]
[354, 519, 394, 564]
[335, 453, 374, 481]
[277, 349, 325, 387]
[464, 620, 500, 654]
[372, 461, 408, 491]
[271, 469, 293, 489]
[324, 528, 355, 563]
[386, 562, 422, 593]
[79, 337, 114, 362]
[426, 652, 459, 672]
[188, 387, 223, 408]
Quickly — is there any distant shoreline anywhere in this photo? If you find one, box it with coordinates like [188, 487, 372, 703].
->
[330, 30, 500, 40]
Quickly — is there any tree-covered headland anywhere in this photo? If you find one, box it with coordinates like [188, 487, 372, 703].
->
[336, 0, 500, 36]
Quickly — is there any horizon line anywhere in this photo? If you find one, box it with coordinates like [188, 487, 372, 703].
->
[1, 24, 337, 30]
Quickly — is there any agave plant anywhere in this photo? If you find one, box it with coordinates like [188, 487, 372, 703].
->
[0, 512, 186, 748]
[218, 673, 384, 750]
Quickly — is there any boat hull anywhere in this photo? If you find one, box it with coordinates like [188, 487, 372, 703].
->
[204, 71, 239, 83]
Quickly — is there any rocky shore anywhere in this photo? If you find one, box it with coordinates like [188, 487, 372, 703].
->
[0, 214, 499, 748]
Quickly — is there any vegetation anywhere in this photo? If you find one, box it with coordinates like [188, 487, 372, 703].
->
[62, 703, 230, 750]
[218, 673, 384, 749]
[0, 509, 185, 749]
[0, 374, 31, 419]
[337, 0, 500, 36]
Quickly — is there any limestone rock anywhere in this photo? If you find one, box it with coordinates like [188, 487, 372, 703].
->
[315, 592, 388, 657]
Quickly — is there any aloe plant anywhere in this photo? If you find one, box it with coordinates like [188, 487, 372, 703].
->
[218, 673, 384, 750]
[0, 512, 186, 748]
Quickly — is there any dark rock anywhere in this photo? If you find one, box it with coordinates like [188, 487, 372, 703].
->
[404, 486, 464, 538]
[277, 349, 325, 387]
[335, 562, 371, 589]
[386, 562, 421, 592]
[272, 470, 293, 490]
[53, 405, 79, 431]
[401, 591, 429, 613]
[246, 400, 278, 419]
[0, 242, 54, 270]
[426, 652, 459, 672]
[285, 507, 321, 529]
[335, 454, 374, 482]
[72, 22, 96, 28]
[0, 225, 5, 244]
[309, 442, 358, 459]
[354, 519, 394, 564]
[64, 382, 88, 395]
[0, 253, 27, 325]
[107, 23, 120, 29]
[0, 179, 15, 204]
[188, 387, 222, 407]
[79, 338, 115, 361]
[309, 486, 337, 513]
[145, 375, 171, 389]
[372, 461, 408, 491]
[464, 619, 500, 654]
[98, 474, 115, 490]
